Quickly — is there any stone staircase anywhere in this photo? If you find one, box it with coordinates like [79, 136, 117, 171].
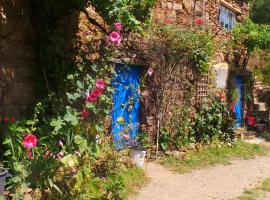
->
[252, 81, 270, 131]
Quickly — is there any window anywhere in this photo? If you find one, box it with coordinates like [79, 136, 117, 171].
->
[219, 5, 236, 31]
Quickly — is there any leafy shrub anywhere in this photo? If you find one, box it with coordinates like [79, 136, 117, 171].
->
[159, 95, 236, 151]
[193, 96, 236, 144]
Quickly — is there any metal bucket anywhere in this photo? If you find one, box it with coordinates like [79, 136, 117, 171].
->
[129, 147, 146, 168]
[0, 168, 9, 196]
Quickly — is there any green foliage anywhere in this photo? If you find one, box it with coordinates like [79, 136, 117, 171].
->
[137, 131, 151, 149]
[90, 0, 155, 32]
[251, 0, 270, 24]
[160, 141, 270, 174]
[159, 108, 195, 151]
[159, 96, 235, 151]
[232, 19, 270, 53]
[254, 55, 270, 86]
[194, 96, 235, 144]
[143, 24, 215, 72]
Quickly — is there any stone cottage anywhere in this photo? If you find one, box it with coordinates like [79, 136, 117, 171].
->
[0, 0, 250, 131]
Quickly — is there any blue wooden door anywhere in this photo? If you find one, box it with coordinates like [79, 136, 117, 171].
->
[234, 75, 243, 128]
[112, 64, 141, 149]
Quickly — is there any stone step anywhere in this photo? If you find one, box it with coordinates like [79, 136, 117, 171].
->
[241, 131, 257, 140]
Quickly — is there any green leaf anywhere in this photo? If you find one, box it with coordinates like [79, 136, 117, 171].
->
[64, 106, 79, 126]
[50, 118, 65, 133]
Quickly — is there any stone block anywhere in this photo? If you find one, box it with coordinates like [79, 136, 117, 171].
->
[161, 1, 167, 9]
[167, 2, 173, 9]
[1, 104, 29, 116]
[3, 82, 34, 104]
[173, 3, 183, 10]
[183, 0, 193, 11]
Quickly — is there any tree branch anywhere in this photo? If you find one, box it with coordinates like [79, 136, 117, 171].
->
[80, 8, 108, 34]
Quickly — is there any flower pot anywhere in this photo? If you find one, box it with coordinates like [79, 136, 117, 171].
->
[129, 147, 146, 168]
[0, 168, 10, 196]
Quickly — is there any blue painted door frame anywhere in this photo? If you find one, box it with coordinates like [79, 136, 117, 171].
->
[112, 63, 141, 149]
[234, 75, 244, 128]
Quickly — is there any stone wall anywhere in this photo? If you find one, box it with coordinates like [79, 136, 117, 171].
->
[0, 0, 36, 117]
[153, 0, 249, 40]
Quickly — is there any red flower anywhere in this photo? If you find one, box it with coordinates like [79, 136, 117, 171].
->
[23, 134, 38, 149]
[86, 88, 103, 103]
[28, 151, 34, 160]
[165, 18, 173, 24]
[230, 104, 235, 112]
[4, 116, 9, 123]
[10, 117, 16, 123]
[80, 110, 90, 120]
[220, 93, 226, 101]
[195, 18, 204, 26]
[247, 116, 256, 127]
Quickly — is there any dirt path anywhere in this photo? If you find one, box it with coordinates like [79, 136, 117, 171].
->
[131, 156, 270, 200]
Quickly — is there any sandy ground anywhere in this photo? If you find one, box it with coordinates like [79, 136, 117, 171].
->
[131, 156, 270, 200]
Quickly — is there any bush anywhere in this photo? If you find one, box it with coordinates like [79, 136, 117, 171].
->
[159, 95, 236, 151]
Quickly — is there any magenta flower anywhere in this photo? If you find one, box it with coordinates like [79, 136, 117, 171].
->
[109, 31, 121, 45]
[114, 22, 122, 30]
[96, 79, 106, 90]
[23, 134, 38, 149]
[195, 18, 204, 26]
[80, 110, 90, 120]
[86, 89, 103, 103]
[147, 68, 154, 76]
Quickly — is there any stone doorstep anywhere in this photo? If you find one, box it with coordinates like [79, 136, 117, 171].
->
[241, 131, 257, 140]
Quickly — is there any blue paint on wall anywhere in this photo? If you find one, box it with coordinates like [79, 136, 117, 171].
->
[234, 75, 243, 128]
[112, 64, 141, 149]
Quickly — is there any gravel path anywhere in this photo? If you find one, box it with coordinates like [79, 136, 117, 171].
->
[131, 156, 270, 200]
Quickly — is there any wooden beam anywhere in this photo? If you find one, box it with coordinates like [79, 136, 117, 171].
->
[220, 0, 242, 14]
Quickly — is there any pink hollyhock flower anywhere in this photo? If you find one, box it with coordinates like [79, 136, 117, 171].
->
[28, 151, 34, 160]
[86, 88, 103, 103]
[23, 134, 38, 149]
[195, 18, 204, 26]
[80, 110, 90, 120]
[114, 22, 122, 30]
[86, 91, 98, 102]
[147, 68, 154, 76]
[109, 31, 121, 45]
[96, 79, 106, 90]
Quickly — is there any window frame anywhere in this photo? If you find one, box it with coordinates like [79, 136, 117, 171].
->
[219, 4, 237, 31]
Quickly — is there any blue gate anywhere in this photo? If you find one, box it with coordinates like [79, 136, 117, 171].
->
[234, 75, 243, 128]
[112, 64, 141, 149]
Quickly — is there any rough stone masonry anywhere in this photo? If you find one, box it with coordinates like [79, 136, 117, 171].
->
[0, 0, 36, 117]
